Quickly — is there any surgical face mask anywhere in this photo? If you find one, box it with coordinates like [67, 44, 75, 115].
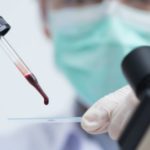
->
[48, 1, 150, 106]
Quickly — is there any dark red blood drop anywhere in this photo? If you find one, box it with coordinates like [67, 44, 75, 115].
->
[25, 74, 49, 105]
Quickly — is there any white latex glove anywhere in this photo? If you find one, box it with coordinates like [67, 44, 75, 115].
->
[81, 86, 140, 140]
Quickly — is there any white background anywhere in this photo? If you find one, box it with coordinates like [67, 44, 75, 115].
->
[0, 0, 74, 134]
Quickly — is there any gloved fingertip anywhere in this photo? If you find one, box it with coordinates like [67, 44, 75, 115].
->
[81, 108, 109, 134]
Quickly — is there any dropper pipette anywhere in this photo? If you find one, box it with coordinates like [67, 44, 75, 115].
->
[0, 16, 49, 105]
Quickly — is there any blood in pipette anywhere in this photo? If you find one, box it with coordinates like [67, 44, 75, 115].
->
[25, 73, 49, 105]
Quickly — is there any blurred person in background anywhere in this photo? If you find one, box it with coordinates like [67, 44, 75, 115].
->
[79, 0, 150, 145]
[39, 0, 150, 149]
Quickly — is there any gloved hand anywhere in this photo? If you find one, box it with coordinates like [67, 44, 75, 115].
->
[81, 86, 140, 140]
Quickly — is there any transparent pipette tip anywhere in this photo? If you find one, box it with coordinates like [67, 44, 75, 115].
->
[8, 117, 81, 124]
